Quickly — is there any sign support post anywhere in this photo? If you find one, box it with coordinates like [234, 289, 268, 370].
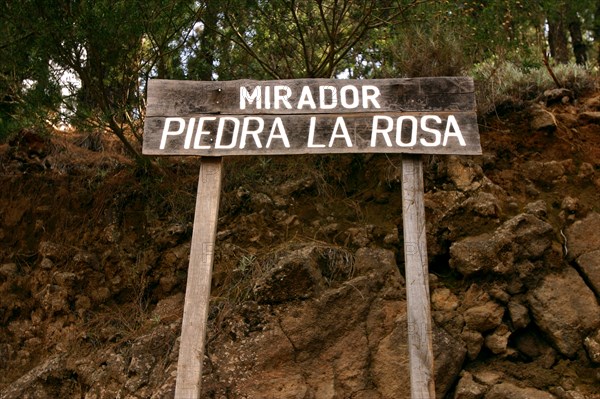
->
[174, 157, 223, 399]
[402, 154, 435, 399]
[142, 77, 481, 399]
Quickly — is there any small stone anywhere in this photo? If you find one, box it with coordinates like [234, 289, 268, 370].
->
[530, 104, 557, 131]
[485, 324, 511, 354]
[561, 196, 579, 213]
[432, 288, 460, 311]
[461, 329, 484, 360]
[583, 95, 600, 110]
[584, 329, 600, 364]
[464, 302, 504, 332]
[472, 370, 502, 386]
[488, 287, 510, 304]
[577, 162, 594, 179]
[383, 230, 399, 245]
[543, 88, 573, 104]
[524, 200, 548, 219]
[0, 263, 18, 278]
[38, 241, 62, 260]
[508, 300, 530, 330]
[454, 372, 486, 399]
[75, 295, 92, 317]
[522, 160, 566, 185]
[40, 257, 54, 270]
[446, 156, 482, 191]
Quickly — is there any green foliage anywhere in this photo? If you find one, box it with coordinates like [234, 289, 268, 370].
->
[0, 0, 198, 157]
[474, 58, 599, 115]
[190, 0, 433, 79]
[350, 21, 472, 78]
[0, 2, 63, 140]
[2, 0, 600, 148]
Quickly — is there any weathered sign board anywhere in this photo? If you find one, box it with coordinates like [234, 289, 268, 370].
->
[144, 78, 480, 156]
[143, 77, 480, 399]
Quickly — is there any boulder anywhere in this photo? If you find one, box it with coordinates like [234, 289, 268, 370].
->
[450, 233, 504, 276]
[522, 160, 569, 186]
[434, 325, 467, 396]
[575, 250, 600, 296]
[446, 156, 483, 191]
[527, 267, 600, 357]
[484, 382, 555, 399]
[450, 213, 553, 277]
[253, 245, 326, 303]
[203, 246, 464, 399]
[565, 212, 600, 260]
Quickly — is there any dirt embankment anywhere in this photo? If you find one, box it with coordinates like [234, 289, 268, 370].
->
[1, 89, 600, 398]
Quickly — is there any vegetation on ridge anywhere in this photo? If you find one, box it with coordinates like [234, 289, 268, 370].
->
[2, 0, 600, 159]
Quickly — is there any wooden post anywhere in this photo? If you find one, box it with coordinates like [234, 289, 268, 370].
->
[175, 157, 223, 399]
[143, 77, 480, 399]
[401, 154, 436, 399]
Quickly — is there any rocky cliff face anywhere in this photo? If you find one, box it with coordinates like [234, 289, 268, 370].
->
[1, 91, 600, 398]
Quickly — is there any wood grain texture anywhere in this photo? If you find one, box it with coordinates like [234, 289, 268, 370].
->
[143, 77, 481, 156]
[146, 77, 476, 116]
[401, 154, 436, 399]
[143, 112, 480, 156]
[175, 157, 222, 399]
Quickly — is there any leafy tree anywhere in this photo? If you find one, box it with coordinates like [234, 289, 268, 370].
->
[0, 0, 199, 163]
[0, 2, 62, 139]
[186, 0, 435, 80]
[2, 0, 600, 155]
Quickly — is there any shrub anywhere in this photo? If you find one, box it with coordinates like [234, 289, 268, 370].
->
[473, 59, 599, 115]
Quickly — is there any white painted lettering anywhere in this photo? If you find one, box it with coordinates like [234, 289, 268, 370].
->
[362, 86, 381, 109]
[215, 117, 240, 149]
[297, 86, 317, 109]
[329, 117, 353, 147]
[319, 86, 337, 109]
[371, 116, 393, 147]
[420, 115, 441, 147]
[397, 116, 418, 147]
[307, 117, 325, 148]
[240, 86, 261, 109]
[340, 85, 360, 109]
[264, 85, 271, 109]
[160, 117, 185, 149]
[240, 117, 264, 149]
[443, 115, 466, 146]
[193, 117, 215, 149]
[266, 117, 290, 148]
[274, 86, 293, 109]
[184, 117, 196, 149]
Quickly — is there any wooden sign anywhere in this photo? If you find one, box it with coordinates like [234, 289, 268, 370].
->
[143, 77, 480, 399]
[143, 78, 481, 156]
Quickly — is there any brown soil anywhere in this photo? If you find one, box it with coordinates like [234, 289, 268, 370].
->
[1, 91, 600, 398]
